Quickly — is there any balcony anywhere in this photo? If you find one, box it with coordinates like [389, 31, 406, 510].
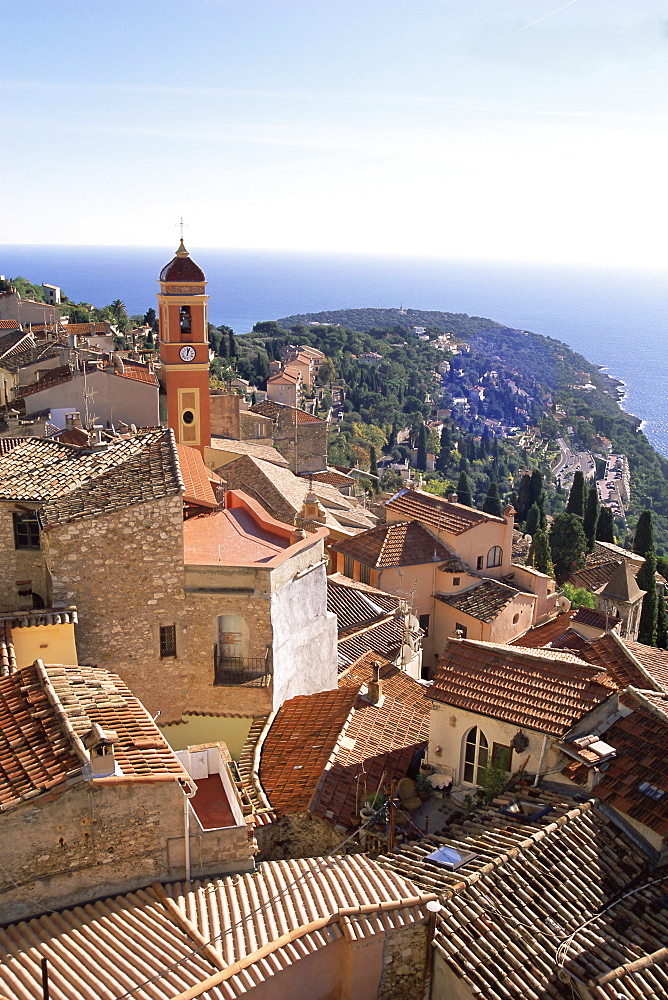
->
[214, 650, 271, 687]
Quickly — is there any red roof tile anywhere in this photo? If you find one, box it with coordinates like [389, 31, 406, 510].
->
[434, 578, 520, 623]
[385, 488, 504, 535]
[176, 443, 217, 508]
[578, 633, 663, 691]
[333, 520, 454, 568]
[250, 399, 323, 424]
[429, 639, 616, 735]
[511, 611, 579, 648]
[572, 606, 621, 630]
[624, 640, 668, 691]
[159, 242, 206, 282]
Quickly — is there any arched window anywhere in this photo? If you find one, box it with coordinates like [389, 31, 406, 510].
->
[463, 727, 488, 784]
[487, 545, 503, 568]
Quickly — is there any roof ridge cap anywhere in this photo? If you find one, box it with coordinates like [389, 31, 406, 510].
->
[167, 428, 186, 496]
[34, 659, 89, 765]
[623, 685, 668, 721]
[610, 633, 663, 691]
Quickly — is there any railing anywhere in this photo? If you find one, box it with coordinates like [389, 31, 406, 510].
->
[213, 650, 271, 687]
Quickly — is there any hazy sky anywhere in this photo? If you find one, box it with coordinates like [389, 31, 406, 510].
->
[3, 1, 668, 266]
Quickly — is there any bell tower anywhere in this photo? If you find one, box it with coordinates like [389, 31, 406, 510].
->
[157, 240, 211, 454]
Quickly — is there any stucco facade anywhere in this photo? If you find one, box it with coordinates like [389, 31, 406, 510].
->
[20, 367, 160, 429]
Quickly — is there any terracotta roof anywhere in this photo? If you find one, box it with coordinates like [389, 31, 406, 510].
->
[377, 795, 668, 1000]
[327, 574, 400, 630]
[565, 559, 631, 593]
[511, 610, 579, 648]
[14, 364, 73, 398]
[572, 605, 620, 629]
[114, 362, 158, 385]
[0, 437, 32, 455]
[0, 319, 21, 331]
[333, 519, 453, 568]
[434, 577, 521, 622]
[0, 661, 189, 809]
[306, 469, 356, 486]
[624, 639, 668, 690]
[64, 322, 109, 335]
[429, 639, 616, 735]
[257, 652, 428, 828]
[0, 329, 30, 355]
[0, 856, 431, 1000]
[0, 430, 183, 523]
[268, 369, 300, 385]
[208, 435, 290, 467]
[159, 241, 206, 283]
[337, 614, 408, 669]
[578, 633, 664, 691]
[599, 559, 645, 602]
[385, 487, 503, 535]
[176, 443, 217, 508]
[549, 629, 590, 651]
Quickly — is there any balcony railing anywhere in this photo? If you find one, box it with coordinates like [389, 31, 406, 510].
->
[214, 650, 271, 687]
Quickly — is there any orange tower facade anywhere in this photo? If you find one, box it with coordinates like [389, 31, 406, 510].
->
[157, 241, 211, 454]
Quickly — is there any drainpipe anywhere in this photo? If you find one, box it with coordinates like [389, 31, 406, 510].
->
[180, 779, 197, 882]
[533, 734, 549, 787]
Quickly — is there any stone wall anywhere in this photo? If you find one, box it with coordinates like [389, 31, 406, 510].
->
[254, 812, 343, 861]
[0, 777, 254, 925]
[377, 920, 430, 1000]
[0, 502, 49, 612]
[272, 410, 328, 475]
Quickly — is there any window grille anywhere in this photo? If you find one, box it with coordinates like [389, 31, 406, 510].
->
[159, 624, 177, 658]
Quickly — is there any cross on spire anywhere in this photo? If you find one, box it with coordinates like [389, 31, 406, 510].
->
[175, 216, 189, 240]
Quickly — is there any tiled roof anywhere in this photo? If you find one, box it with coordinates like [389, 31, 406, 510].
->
[0, 437, 32, 455]
[337, 614, 408, 669]
[176, 443, 217, 508]
[0, 856, 432, 1000]
[115, 363, 159, 385]
[0, 661, 188, 809]
[258, 688, 357, 815]
[385, 487, 503, 535]
[0, 430, 183, 523]
[0, 329, 30, 355]
[327, 574, 400, 630]
[434, 578, 520, 623]
[257, 651, 429, 829]
[429, 639, 616, 735]
[599, 559, 645, 602]
[624, 639, 668, 690]
[570, 688, 668, 838]
[64, 322, 109, 335]
[268, 369, 300, 384]
[511, 610, 578, 647]
[578, 633, 664, 691]
[377, 795, 667, 1000]
[306, 469, 356, 486]
[209, 435, 290, 467]
[159, 242, 206, 282]
[0, 319, 21, 331]
[572, 605, 620, 629]
[251, 402, 323, 426]
[333, 520, 454, 568]
[549, 629, 590, 651]
[565, 559, 629, 592]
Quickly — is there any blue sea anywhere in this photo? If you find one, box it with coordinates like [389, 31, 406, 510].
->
[2, 244, 667, 457]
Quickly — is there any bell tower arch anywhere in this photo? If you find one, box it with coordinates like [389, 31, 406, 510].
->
[157, 240, 211, 453]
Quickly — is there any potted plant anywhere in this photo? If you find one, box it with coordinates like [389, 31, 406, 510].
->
[415, 774, 432, 801]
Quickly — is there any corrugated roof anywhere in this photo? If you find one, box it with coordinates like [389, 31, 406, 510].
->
[429, 638, 616, 735]
[385, 488, 503, 535]
[333, 519, 454, 568]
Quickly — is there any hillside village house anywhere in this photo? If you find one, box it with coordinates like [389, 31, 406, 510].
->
[0, 659, 253, 925]
[0, 431, 337, 734]
[332, 487, 559, 668]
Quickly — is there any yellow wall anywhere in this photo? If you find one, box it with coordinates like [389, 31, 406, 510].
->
[161, 714, 254, 759]
[12, 623, 78, 669]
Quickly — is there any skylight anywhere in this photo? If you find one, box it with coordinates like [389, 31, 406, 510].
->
[425, 845, 478, 871]
[638, 781, 665, 802]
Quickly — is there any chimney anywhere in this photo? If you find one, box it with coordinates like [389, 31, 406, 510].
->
[65, 411, 82, 430]
[366, 660, 385, 707]
[89, 424, 108, 451]
[82, 724, 119, 777]
[448, 492, 458, 503]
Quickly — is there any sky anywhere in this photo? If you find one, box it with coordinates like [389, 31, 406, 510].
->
[3, 0, 668, 267]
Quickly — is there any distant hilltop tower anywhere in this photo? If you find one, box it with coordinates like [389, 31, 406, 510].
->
[157, 240, 211, 455]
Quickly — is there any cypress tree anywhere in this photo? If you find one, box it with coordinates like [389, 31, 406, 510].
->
[467, 438, 476, 463]
[524, 503, 540, 537]
[228, 329, 237, 359]
[529, 470, 544, 508]
[656, 587, 668, 650]
[416, 424, 427, 472]
[596, 506, 615, 543]
[483, 482, 503, 518]
[369, 445, 378, 479]
[566, 471, 586, 519]
[436, 426, 450, 472]
[457, 471, 473, 507]
[583, 486, 599, 552]
[549, 512, 587, 578]
[515, 474, 532, 522]
[528, 528, 555, 577]
[637, 553, 658, 646]
[633, 510, 655, 558]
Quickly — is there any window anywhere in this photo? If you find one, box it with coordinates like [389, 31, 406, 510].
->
[452, 577, 460, 586]
[343, 555, 354, 579]
[491, 743, 512, 772]
[476, 555, 484, 570]
[454, 623, 467, 639]
[179, 305, 192, 336]
[487, 546, 503, 568]
[463, 727, 488, 784]
[159, 625, 177, 658]
[13, 512, 40, 550]
[419, 613, 430, 637]
[359, 563, 371, 585]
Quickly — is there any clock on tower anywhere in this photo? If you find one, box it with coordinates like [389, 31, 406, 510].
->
[157, 240, 211, 454]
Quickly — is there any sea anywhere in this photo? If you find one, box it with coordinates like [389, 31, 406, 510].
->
[2, 245, 667, 457]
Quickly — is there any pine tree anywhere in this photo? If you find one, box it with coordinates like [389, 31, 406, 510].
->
[457, 471, 473, 507]
[633, 510, 655, 558]
[483, 482, 503, 518]
[596, 506, 615, 543]
[637, 553, 658, 646]
[656, 587, 668, 650]
[566, 471, 586, 519]
[527, 528, 555, 577]
[524, 502, 541, 537]
[549, 512, 587, 578]
[416, 424, 427, 472]
[583, 486, 599, 552]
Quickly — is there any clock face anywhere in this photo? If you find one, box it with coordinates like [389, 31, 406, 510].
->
[179, 345, 196, 362]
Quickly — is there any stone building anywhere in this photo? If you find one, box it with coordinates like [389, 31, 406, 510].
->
[0, 659, 253, 924]
[0, 431, 337, 724]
